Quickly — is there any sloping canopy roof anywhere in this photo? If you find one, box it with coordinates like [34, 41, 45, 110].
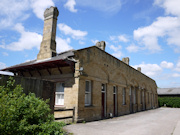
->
[1, 50, 75, 73]
[157, 88, 180, 95]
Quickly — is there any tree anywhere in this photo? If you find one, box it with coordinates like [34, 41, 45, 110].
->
[0, 77, 65, 135]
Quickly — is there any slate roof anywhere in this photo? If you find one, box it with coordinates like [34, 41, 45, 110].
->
[157, 88, 180, 95]
[1, 50, 75, 73]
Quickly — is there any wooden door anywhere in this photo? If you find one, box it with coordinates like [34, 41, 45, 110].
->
[101, 84, 106, 119]
[113, 86, 117, 117]
[102, 92, 105, 118]
[129, 87, 133, 113]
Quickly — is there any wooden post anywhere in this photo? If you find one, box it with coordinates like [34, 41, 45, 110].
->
[72, 107, 75, 123]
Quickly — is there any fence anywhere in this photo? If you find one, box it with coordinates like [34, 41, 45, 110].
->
[54, 107, 75, 123]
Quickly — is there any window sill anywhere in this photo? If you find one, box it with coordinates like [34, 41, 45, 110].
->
[85, 105, 94, 107]
[54, 105, 66, 110]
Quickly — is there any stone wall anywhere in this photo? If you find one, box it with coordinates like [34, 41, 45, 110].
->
[0, 75, 55, 113]
[74, 46, 158, 122]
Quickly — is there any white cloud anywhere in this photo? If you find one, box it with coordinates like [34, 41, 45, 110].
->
[76, 0, 122, 15]
[133, 0, 180, 53]
[0, 0, 30, 29]
[0, 0, 54, 29]
[112, 52, 123, 58]
[91, 39, 99, 45]
[30, 0, 54, 20]
[154, 0, 180, 17]
[126, 44, 140, 53]
[160, 61, 174, 69]
[110, 45, 122, 52]
[64, 0, 77, 13]
[134, 16, 180, 52]
[109, 35, 128, 43]
[175, 58, 180, 72]
[118, 35, 129, 42]
[0, 62, 6, 69]
[0, 23, 42, 51]
[109, 45, 123, 58]
[133, 62, 162, 77]
[109, 36, 116, 41]
[56, 37, 73, 53]
[58, 23, 88, 39]
[79, 41, 85, 45]
[0, 62, 13, 76]
[172, 73, 180, 77]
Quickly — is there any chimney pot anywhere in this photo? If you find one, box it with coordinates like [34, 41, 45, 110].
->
[96, 41, 106, 51]
[122, 57, 130, 65]
[137, 67, 141, 72]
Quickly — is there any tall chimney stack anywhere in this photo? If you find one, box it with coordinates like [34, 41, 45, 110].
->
[37, 6, 59, 60]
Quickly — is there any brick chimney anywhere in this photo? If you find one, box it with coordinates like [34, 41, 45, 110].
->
[122, 57, 129, 65]
[96, 41, 106, 51]
[37, 6, 59, 60]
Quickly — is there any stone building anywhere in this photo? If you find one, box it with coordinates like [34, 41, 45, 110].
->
[1, 6, 158, 122]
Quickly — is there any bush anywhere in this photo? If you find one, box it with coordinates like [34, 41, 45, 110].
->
[158, 97, 180, 108]
[0, 77, 66, 135]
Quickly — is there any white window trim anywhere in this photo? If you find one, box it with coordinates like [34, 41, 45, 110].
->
[55, 83, 64, 106]
[85, 80, 92, 106]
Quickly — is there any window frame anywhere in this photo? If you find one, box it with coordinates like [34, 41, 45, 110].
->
[55, 82, 65, 106]
[85, 80, 92, 106]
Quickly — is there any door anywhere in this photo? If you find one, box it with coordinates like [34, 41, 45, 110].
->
[129, 87, 133, 113]
[101, 84, 106, 119]
[113, 86, 117, 117]
[142, 90, 145, 110]
[144, 91, 146, 110]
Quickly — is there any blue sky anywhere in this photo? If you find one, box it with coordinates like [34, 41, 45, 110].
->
[0, 0, 180, 88]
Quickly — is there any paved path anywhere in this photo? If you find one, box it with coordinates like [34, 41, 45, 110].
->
[64, 108, 180, 135]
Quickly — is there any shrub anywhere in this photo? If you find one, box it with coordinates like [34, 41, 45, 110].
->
[158, 97, 180, 108]
[0, 77, 66, 135]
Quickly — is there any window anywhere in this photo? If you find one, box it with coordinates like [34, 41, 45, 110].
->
[102, 84, 105, 92]
[55, 83, 64, 106]
[122, 88, 126, 105]
[85, 80, 91, 106]
[113, 86, 116, 94]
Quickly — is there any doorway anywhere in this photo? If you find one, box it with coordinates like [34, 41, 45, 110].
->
[129, 87, 133, 113]
[101, 84, 106, 119]
[113, 86, 117, 117]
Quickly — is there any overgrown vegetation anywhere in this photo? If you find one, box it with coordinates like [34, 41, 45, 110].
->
[0, 77, 66, 135]
[158, 97, 180, 108]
